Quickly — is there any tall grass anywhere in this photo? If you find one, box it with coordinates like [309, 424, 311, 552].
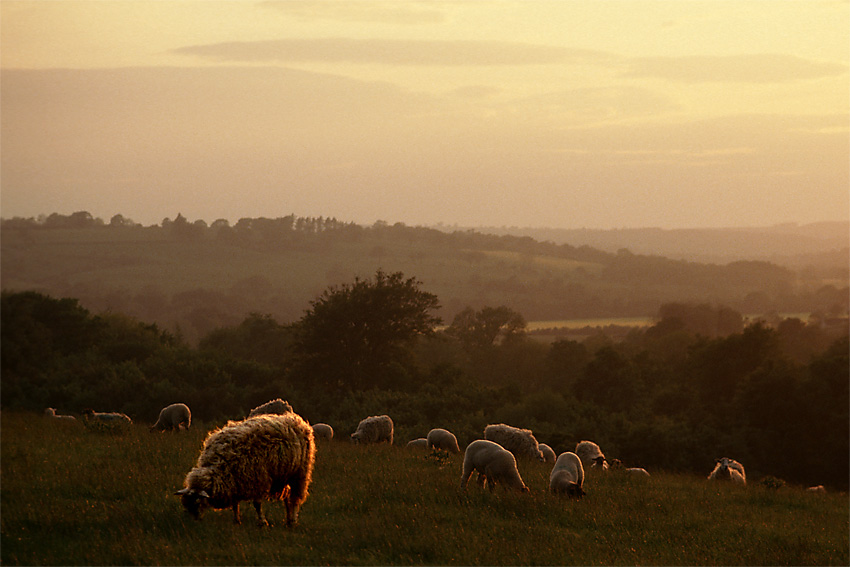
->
[2, 412, 847, 565]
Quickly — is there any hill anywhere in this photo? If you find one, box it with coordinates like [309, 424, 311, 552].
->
[2, 212, 847, 343]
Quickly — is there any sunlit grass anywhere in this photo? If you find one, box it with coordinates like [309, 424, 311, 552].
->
[2, 412, 847, 565]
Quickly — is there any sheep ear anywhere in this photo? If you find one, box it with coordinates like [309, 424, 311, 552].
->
[198, 490, 209, 499]
[174, 488, 190, 496]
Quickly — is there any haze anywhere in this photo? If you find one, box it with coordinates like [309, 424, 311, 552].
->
[1, 1, 848, 229]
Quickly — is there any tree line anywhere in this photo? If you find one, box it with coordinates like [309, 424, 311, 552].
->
[2, 271, 847, 490]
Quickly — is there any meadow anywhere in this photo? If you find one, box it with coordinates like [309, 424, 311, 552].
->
[2, 412, 847, 566]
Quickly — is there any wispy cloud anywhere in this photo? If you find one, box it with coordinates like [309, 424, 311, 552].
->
[259, 0, 447, 25]
[624, 54, 848, 83]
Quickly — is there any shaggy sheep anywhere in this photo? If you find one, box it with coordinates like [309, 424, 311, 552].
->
[44, 408, 77, 423]
[575, 440, 608, 471]
[549, 451, 586, 499]
[483, 423, 544, 461]
[312, 423, 333, 441]
[426, 428, 460, 454]
[82, 409, 132, 429]
[539, 443, 557, 463]
[350, 415, 394, 445]
[175, 412, 316, 526]
[150, 403, 191, 432]
[248, 398, 293, 418]
[460, 439, 529, 493]
[407, 438, 428, 449]
[708, 457, 746, 485]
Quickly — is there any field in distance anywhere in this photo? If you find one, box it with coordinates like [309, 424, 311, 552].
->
[2, 412, 847, 566]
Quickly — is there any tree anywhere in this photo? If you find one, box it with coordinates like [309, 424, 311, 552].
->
[291, 270, 441, 396]
[446, 305, 527, 351]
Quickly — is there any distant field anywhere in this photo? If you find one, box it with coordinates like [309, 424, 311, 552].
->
[2, 412, 847, 566]
[527, 317, 655, 330]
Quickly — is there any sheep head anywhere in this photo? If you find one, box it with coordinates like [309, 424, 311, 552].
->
[174, 487, 210, 519]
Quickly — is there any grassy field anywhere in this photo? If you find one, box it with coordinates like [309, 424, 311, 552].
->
[2, 412, 847, 566]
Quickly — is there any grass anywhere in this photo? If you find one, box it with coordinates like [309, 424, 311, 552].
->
[2, 411, 847, 565]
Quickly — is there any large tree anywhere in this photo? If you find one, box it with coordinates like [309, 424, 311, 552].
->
[291, 270, 441, 395]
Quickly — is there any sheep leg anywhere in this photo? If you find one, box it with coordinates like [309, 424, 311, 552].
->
[459, 465, 473, 491]
[253, 501, 269, 527]
[232, 502, 242, 524]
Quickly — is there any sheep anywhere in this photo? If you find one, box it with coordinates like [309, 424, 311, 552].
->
[426, 428, 460, 454]
[549, 451, 586, 499]
[150, 403, 191, 432]
[81, 409, 132, 429]
[539, 443, 557, 463]
[247, 398, 293, 418]
[575, 440, 608, 471]
[483, 423, 544, 461]
[407, 438, 428, 449]
[311, 423, 333, 441]
[350, 414, 393, 445]
[175, 412, 316, 526]
[44, 407, 77, 424]
[708, 457, 746, 485]
[460, 439, 529, 493]
[806, 485, 826, 494]
[625, 467, 651, 478]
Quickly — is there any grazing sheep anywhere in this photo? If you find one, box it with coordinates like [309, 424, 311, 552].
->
[248, 398, 293, 418]
[175, 413, 315, 526]
[150, 403, 191, 432]
[626, 467, 651, 478]
[426, 428, 460, 454]
[407, 438, 428, 449]
[806, 485, 826, 494]
[82, 409, 132, 429]
[708, 457, 746, 485]
[312, 423, 333, 441]
[549, 451, 586, 499]
[460, 439, 529, 493]
[575, 440, 608, 471]
[44, 408, 77, 424]
[350, 415, 394, 445]
[539, 443, 557, 463]
[484, 423, 544, 461]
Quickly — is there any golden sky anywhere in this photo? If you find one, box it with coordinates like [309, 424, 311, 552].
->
[1, 0, 848, 228]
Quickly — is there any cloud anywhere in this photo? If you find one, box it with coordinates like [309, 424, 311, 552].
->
[624, 53, 848, 83]
[170, 38, 612, 66]
[259, 0, 447, 25]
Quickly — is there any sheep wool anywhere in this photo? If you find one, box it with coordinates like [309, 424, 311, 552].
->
[708, 457, 746, 485]
[484, 423, 544, 461]
[575, 440, 608, 470]
[461, 439, 529, 493]
[82, 409, 132, 430]
[175, 412, 316, 526]
[248, 398, 293, 418]
[350, 415, 394, 445]
[539, 443, 557, 463]
[426, 428, 460, 454]
[312, 423, 334, 441]
[549, 451, 585, 499]
[44, 408, 77, 424]
[407, 438, 428, 449]
[151, 403, 191, 432]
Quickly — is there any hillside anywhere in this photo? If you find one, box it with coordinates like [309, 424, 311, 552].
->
[2, 212, 847, 343]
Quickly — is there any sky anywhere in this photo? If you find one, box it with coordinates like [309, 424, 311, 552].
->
[1, 0, 848, 229]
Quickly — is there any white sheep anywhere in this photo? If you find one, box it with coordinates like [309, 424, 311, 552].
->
[625, 467, 651, 478]
[407, 438, 428, 449]
[460, 439, 529, 493]
[484, 423, 544, 461]
[311, 423, 333, 441]
[549, 451, 586, 499]
[575, 440, 608, 471]
[539, 443, 557, 463]
[426, 428, 460, 454]
[350, 415, 394, 445]
[82, 409, 132, 429]
[175, 413, 316, 526]
[806, 485, 826, 494]
[150, 403, 191, 432]
[708, 457, 746, 485]
[44, 407, 77, 424]
[248, 398, 293, 418]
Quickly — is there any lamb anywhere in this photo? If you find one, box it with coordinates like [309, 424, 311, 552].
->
[426, 428, 460, 454]
[708, 457, 746, 485]
[350, 414, 393, 445]
[312, 423, 333, 441]
[82, 409, 132, 429]
[575, 440, 608, 470]
[247, 398, 293, 418]
[460, 439, 529, 493]
[407, 438, 428, 449]
[44, 407, 77, 423]
[483, 423, 544, 461]
[549, 451, 586, 499]
[175, 412, 316, 526]
[539, 443, 557, 463]
[150, 403, 191, 432]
